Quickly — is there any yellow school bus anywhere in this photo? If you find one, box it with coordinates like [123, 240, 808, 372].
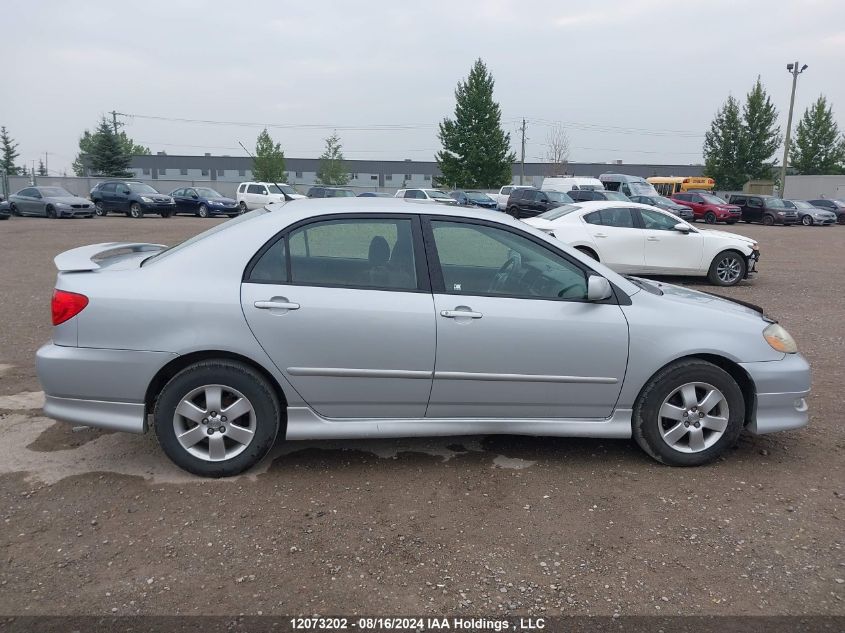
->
[646, 176, 715, 197]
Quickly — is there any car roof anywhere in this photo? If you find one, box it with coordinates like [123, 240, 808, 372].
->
[568, 200, 665, 212]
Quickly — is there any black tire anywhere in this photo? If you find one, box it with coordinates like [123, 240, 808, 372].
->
[94, 201, 107, 216]
[154, 360, 281, 477]
[46, 206, 57, 219]
[762, 214, 774, 226]
[10, 203, 20, 216]
[725, 221, 737, 225]
[239, 201, 248, 214]
[130, 203, 144, 219]
[632, 359, 744, 466]
[227, 214, 238, 218]
[125, 211, 132, 217]
[704, 211, 717, 224]
[198, 204, 209, 218]
[801, 215, 813, 226]
[161, 210, 173, 218]
[507, 206, 520, 218]
[576, 246, 599, 261]
[743, 219, 751, 223]
[707, 250, 747, 286]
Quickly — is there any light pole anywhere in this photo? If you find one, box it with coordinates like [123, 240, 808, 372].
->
[779, 61, 807, 197]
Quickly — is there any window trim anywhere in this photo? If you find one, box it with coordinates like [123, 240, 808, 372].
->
[421, 215, 621, 305]
[242, 213, 431, 294]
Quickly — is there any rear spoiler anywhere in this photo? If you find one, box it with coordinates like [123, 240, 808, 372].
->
[54, 242, 166, 272]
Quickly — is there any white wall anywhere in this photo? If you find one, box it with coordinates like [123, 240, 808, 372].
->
[784, 175, 845, 200]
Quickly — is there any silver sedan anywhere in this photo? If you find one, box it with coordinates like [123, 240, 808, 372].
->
[8, 186, 95, 218]
[36, 199, 810, 477]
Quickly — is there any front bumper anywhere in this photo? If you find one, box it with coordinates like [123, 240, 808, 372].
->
[36, 342, 176, 433]
[140, 202, 176, 214]
[746, 250, 760, 278]
[56, 207, 94, 217]
[740, 353, 811, 434]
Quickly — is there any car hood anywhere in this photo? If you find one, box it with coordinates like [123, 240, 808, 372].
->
[208, 197, 237, 204]
[46, 196, 92, 205]
[638, 278, 768, 319]
[697, 228, 756, 245]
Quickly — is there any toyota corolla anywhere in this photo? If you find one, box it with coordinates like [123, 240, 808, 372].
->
[37, 199, 810, 477]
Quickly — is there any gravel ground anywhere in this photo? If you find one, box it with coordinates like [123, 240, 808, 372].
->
[0, 215, 843, 617]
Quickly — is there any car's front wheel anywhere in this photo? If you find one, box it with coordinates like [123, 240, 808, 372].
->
[704, 211, 717, 224]
[198, 204, 209, 218]
[130, 203, 144, 219]
[762, 214, 775, 226]
[9, 203, 20, 216]
[632, 360, 744, 466]
[94, 201, 107, 216]
[707, 250, 746, 286]
[239, 201, 248, 215]
[801, 215, 813, 226]
[154, 360, 281, 477]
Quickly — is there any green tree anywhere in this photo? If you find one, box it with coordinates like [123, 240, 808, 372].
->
[316, 132, 349, 185]
[1, 126, 21, 176]
[703, 96, 746, 190]
[791, 95, 845, 175]
[87, 117, 133, 177]
[252, 128, 287, 182]
[740, 76, 781, 180]
[436, 58, 515, 188]
[37, 158, 47, 176]
[72, 124, 149, 176]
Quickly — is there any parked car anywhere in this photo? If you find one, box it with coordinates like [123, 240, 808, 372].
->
[494, 185, 532, 210]
[170, 187, 239, 218]
[450, 190, 498, 209]
[307, 186, 355, 198]
[727, 194, 799, 226]
[541, 177, 604, 193]
[506, 188, 573, 218]
[357, 192, 393, 198]
[599, 174, 659, 198]
[567, 189, 630, 203]
[629, 195, 694, 221]
[523, 201, 760, 286]
[90, 181, 175, 218]
[806, 198, 845, 224]
[8, 186, 95, 219]
[36, 199, 808, 477]
[236, 182, 305, 212]
[789, 200, 837, 226]
[671, 192, 741, 224]
[0, 199, 10, 220]
[395, 188, 458, 204]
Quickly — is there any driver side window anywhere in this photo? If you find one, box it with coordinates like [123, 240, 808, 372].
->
[430, 221, 587, 301]
[640, 208, 681, 231]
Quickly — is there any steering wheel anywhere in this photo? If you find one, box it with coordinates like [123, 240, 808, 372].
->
[489, 255, 521, 293]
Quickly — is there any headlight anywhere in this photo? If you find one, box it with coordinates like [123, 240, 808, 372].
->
[140, 196, 153, 203]
[777, 211, 785, 215]
[763, 323, 798, 354]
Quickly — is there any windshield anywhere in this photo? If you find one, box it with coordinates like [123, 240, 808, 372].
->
[143, 208, 267, 266]
[426, 190, 452, 199]
[537, 204, 580, 220]
[38, 187, 74, 197]
[267, 184, 298, 195]
[195, 187, 224, 198]
[605, 191, 629, 201]
[791, 201, 813, 209]
[766, 198, 790, 209]
[654, 196, 677, 206]
[545, 191, 573, 203]
[701, 194, 727, 204]
[466, 191, 493, 202]
[127, 183, 159, 194]
[629, 182, 658, 196]
[579, 184, 603, 191]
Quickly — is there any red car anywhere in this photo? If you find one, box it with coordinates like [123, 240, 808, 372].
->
[671, 192, 741, 224]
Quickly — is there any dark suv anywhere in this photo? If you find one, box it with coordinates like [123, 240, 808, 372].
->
[807, 199, 845, 224]
[506, 188, 573, 218]
[566, 189, 630, 203]
[307, 186, 355, 198]
[90, 181, 175, 218]
[727, 194, 798, 226]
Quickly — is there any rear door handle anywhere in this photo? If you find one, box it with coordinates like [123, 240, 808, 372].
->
[441, 309, 483, 319]
[594, 233, 608, 238]
[647, 236, 660, 241]
[254, 300, 300, 310]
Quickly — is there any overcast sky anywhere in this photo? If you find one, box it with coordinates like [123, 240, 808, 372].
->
[4, 0, 844, 174]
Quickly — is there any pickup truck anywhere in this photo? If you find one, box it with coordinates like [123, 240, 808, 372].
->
[494, 185, 532, 210]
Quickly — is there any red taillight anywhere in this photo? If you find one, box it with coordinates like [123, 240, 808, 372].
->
[51, 290, 89, 325]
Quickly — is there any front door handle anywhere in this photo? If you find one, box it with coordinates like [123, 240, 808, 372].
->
[594, 233, 608, 238]
[441, 309, 483, 319]
[254, 300, 300, 310]
[647, 236, 660, 241]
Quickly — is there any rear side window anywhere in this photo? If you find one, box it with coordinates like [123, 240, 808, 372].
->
[101, 183, 116, 193]
[674, 193, 691, 201]
[238, 184, 246, 193]
[584, 212, 602, 225]
[248, 239, 287, 283]
[501, 187, 512, 195]
[247, 184, 263, 194]
[600, 208, 635, 228]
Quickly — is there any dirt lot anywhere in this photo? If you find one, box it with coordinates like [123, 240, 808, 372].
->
[0, 216, 843, 617]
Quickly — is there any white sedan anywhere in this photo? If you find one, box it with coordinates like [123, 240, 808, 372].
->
[523, 201, 759, 286]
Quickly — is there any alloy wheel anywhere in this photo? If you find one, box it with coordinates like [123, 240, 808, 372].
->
[715, 254, 743, 284]
[199, 204, 209, 218]
[802, 215, 812, 226]
[172, 384, 257, 462]
[657, 382, 729, 453]
[130, 203, 142, 218]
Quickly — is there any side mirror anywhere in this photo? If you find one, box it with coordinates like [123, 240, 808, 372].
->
[191, 193, 199, 199]
[587, 275, 613, 302]
[674, 223, 691, 233]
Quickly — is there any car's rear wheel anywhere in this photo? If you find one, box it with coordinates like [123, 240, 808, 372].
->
[130, 203, 144, 219]
[633, 360, 744, 466]
[239, 201, 248, 214]
[704, 211, 717, 224]
[94, 201, 107, 216]
[801, 215, 813, 226]
[707, 250, 746, 286]
[198, 204, 209, 218]
[154, 360, 281, 477]
[762, 214, 775, 226]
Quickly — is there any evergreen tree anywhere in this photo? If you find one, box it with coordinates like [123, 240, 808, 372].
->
[1, 126, 21, 176]
[740, 77, 781, 180]
[316, 132, 349, 185]
[703, 96, 746, 190]
[252, 128, 287, 182]
[88, 117, 133, 177]
[791, 95, 845, 175]
[437, 59, 514, 188]
[37, 158, 47, 176]
[72, 123, 149, 176]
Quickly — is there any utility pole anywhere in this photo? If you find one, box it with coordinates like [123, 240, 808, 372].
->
[779, 61, 808, 198]
[110, 110, 119, 134]
[44, 152, 48, 176]
[519, 118, 527, 185]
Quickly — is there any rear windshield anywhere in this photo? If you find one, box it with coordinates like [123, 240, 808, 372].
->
[545, 191, 573, 203]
